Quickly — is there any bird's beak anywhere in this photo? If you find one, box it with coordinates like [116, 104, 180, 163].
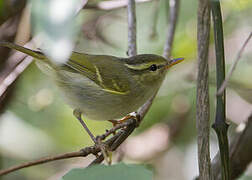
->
[165, 57, 184, 69]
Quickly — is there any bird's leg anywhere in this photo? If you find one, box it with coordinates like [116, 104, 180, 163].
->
[73, 109, 97, 144]
[73, 109, 111, 164]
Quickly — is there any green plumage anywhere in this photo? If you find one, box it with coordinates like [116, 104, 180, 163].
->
[0, 42, 181, 120]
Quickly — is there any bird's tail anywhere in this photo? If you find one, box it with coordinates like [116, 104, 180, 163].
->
[0, 41, 45, 60]
[0, 41, 59, 77]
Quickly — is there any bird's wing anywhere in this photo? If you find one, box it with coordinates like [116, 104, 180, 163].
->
[63, 52, 130, 95]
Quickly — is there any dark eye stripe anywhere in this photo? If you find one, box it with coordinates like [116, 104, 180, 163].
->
[125, 63, 165, 72]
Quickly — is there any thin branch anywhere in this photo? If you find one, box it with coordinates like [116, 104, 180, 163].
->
[196, 0, 211, 179]
[217, 32, 252, 95]
[122, 110, 189, 162]
[0, 148, 97, 176]
[0, 39, 37, 98]
[163, 0, 180, 59]
[0, 56, 32, 97]
[0, 18, 21, 114]
[110, 119, 137, 151]
[137, 91, 157, 119]
[127, 0, 137, 56]
[0, 123, 127, 176]
[0, 6, 29, 112]
[97, 119, 135, 141]
[211, 0, 230, 179]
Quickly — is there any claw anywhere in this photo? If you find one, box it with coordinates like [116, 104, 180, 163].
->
[108, 112, 139, 127]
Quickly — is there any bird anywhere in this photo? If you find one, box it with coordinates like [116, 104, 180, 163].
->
[0, 41, 184, 143]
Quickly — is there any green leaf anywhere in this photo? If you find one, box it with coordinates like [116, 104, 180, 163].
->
[61, 163, 153, 180]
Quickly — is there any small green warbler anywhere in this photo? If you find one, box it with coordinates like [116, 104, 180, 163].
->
[0, 42, 183, 122]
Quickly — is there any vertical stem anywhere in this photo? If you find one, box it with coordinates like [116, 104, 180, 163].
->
[149, 0, 160, 39]
[211, 1, 230, 179]
[196, 0, 211, 179]
[127, 0, 137, 57]
[163, 0, 180, 59]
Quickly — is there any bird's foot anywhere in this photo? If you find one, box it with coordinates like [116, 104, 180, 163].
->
[108, 112, 140, 127]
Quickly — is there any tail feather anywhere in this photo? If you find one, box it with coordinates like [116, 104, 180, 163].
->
[0, 41, 59, 76]
[0, 41, 45, 59]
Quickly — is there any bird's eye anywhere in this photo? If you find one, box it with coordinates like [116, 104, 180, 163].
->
[149, 64, 157, 71]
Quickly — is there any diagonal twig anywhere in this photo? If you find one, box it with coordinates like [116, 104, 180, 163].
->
[88, 93, 157, 166]
[0, 146, 101, 176]
[0, 149, 94, 176]
[0, 56, 32, 97]
[217, 32, 252, 95]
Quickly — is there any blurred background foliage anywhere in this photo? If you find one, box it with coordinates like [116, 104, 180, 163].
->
[0, 0, 252, 179]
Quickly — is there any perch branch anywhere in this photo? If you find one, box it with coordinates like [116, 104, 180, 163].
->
[88, 92, 157, 165]
[0, 40, 37, 98]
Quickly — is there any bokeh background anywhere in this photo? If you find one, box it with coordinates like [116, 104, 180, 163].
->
[0, 0, 252, 179]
